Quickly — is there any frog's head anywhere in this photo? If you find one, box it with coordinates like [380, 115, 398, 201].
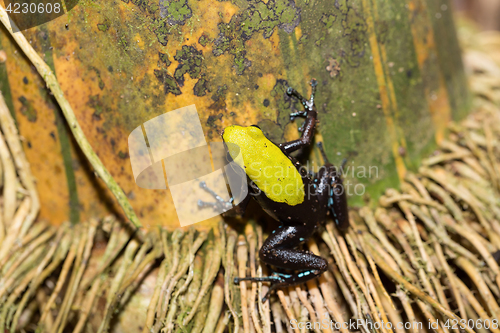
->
[222, 125, 266, 161]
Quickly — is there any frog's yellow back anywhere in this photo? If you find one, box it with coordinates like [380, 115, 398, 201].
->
[223, 125, 305, 206]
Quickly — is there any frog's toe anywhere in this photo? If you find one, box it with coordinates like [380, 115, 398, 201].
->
[197, 199, 211, 208]
[289, 111, 307, 121]
[286, 86, 308, 105]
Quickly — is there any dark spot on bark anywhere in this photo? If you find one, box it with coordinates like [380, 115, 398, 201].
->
[258, 73, 263, 78]
[27, 141, 32, 148]
[89, 66, 105, 90]
[208, 84, 228, 113]
[174, 45, 203, 87]
[211, 84, 227, 102]
[193, 78, 209, 96]
[270, 79, 296, 129]
[321, 13, 337, 28]
[151, 19, 170, 46]
[108, 66, 113, 73]
[159, 52, 171, 67]
[263, 99, 270, 107]
[50, 132, 56, 141]
[88, 95, 106, 120]
[131, 0, 158, 13]
[18, 96, 37, 122]
[207, 114, 223, 128]
[160, 0, 192, 25]
[118, 151, 129, 159]
[198, 33, 211, 47]
[338, 4, 368, 66]
[154, 68, 181, 95]
[23, 77, 28, 84]
[97, 23, 109, 32]
[254, 84, 259, 90]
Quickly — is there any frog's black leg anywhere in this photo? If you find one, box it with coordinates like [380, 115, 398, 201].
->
[289, 111, 307, 121]
[234, 224, 327, 302]
[289, 107, 308, 132]
[279, 79, 318, 154]
[317, 142, 350, 231]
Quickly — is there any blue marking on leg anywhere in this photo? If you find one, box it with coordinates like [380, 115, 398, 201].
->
[275, 272, 293, 278]
[297, 270, 314, 279]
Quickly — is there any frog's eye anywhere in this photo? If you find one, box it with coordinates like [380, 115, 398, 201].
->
[250, 125, 261, 130]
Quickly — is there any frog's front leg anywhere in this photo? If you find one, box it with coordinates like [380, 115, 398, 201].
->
[234, 224, 327, 302]
[280, 79, 318, 154]
[197, 181, 250, 216]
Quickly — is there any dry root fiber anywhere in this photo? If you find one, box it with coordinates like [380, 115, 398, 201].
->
[2, 19, 500, 333]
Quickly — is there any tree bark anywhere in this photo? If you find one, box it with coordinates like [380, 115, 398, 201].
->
[0, 0, 470, 228]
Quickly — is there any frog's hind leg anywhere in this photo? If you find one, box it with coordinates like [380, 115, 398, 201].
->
[234, 225, 327, 302]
